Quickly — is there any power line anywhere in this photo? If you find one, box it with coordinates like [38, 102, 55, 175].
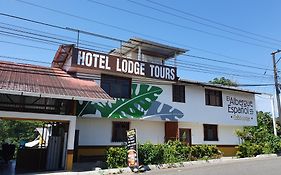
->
[0, 30, 66, 45]
[0, 32, 64, 46]
[88, 0, 276, 50]
[0, 22, 273, 84]
[0, 12, 272, 77]
[236, 84, 274, 87]
[170, 64, 272, 80]
[0, 29, 270, 80]
[0, 25, 113, 51]
[127, 0, 281, 47]
[166, 60, 273, 79]
[0, 12, 271, 69]
[0, 23, 272, 78]
[0, 55, 51, 65]
[145, 0, 281, 44]
[0, 40, 56, 51]
[0, 55, 272, 88]
[0, 12, 270, 69]
[183, 54, 273, 71]
[9, 1, 273, 65]
[0, 21, 116, 50]
[167, 59, 273, 75]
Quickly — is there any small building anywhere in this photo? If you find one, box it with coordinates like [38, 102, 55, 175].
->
[0, 61, 112, 172]
[0, 38, 258, 172]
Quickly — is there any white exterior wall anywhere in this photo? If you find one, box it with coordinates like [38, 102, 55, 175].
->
[152, 84, 257, 126]
[76, 117, 242, 146]
[178, 122, 242, 145]
[76, 117, 164, 146]
[76, 77, 256, 146]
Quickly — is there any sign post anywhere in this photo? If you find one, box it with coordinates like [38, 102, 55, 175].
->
[126, 129, 138, 170]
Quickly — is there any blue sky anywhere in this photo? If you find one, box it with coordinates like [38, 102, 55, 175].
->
[0, 0, 280, 99]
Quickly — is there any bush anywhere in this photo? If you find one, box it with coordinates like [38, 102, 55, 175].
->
[106, 147, 127, 168]
[163, 140, 190, 163]
[190, 145, 221, 160]
[236, 111, 281, 158]
[106, 141, 222, 167]
[236, 142, 262, 158]
[138, 142, 164, 165]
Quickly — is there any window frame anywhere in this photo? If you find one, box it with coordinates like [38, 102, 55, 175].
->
[203, 124, 218, 141]
[179, 128, 192, 145]
[205, 89, 223, 107]
[101, 74, 132, 99]
[111, 121, 130, 142]
[172, 84, 186, 103]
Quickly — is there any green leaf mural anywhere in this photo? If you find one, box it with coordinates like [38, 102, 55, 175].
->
[94, 84, 163, 118]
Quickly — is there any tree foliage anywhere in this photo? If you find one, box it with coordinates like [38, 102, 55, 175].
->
[236, 111, 281, 157]
[209, 77, 237, 87]
[0, 120, 43, 146]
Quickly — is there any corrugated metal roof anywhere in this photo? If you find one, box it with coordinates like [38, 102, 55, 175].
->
[179, 79, 260, 94]
[110, 38, 187, 60]
[0, 61, 113, 101]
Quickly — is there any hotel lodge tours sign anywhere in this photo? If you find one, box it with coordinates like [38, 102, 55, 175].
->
[72, 48, 177, 81]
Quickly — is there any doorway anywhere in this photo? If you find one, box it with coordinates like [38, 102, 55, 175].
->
[179, 128, 192, 145]
[0, 111, 76, 174]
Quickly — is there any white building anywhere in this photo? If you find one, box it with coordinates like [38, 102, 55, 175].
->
[52, 38, 257, 162]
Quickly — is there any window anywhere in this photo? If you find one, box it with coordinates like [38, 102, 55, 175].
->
[203, 124, 218, 141]
[179, 128, 192, 145]
[101, 74, 131, 98]
[112, 122, 130, 142]
[205, 89, 222, 106]
[172, 84, 185, 103]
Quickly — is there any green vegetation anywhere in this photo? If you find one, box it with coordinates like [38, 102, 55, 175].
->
[106, 147, 128, 168]
[209, 77, 238, 86]
[0, 120, 43, 147]
[236, 111, 281, 157]
[106, 141, 222, 168]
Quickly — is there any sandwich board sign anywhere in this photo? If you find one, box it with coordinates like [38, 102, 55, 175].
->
[127, 129, 138, 168]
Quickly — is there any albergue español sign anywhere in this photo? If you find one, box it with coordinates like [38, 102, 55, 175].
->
[72, 48, 177, 81]
[226, 96, 254, 121]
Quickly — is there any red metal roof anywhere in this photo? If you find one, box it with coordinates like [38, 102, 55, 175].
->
[0, 61, 113, 101]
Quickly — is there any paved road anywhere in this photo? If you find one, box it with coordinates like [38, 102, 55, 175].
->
[131, 157, 281, 175]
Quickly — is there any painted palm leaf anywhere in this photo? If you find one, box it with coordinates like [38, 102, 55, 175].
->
[144, 101, 184, 121]
[94, 84, 163, 118]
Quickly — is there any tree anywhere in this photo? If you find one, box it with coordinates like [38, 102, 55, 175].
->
[0, 120, 43, 146]
[236, 111, 281, 157]
[209, 77, 237, 87]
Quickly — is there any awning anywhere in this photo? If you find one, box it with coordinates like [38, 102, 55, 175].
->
[0, 61, 113, 102]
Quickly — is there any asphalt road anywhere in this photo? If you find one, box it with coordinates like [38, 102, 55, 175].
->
[131, 157, 281, 175]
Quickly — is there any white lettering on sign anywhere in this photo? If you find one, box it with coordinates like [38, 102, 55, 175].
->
[116, 58, 145, 75]
[78, 51, 111, 70]
[77, 50, 177, 81]
[150, 65, 176, 80]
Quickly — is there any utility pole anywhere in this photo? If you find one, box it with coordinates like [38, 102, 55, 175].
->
[272, 49, 281, 124]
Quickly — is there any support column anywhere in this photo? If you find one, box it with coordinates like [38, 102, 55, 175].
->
[66, 117, 76, 171]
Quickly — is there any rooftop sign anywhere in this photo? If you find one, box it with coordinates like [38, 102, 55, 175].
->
[72, 48, 178, 81]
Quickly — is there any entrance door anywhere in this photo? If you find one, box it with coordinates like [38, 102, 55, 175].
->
[179, 128, 191, 145]
[165, 122, 178, 142]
